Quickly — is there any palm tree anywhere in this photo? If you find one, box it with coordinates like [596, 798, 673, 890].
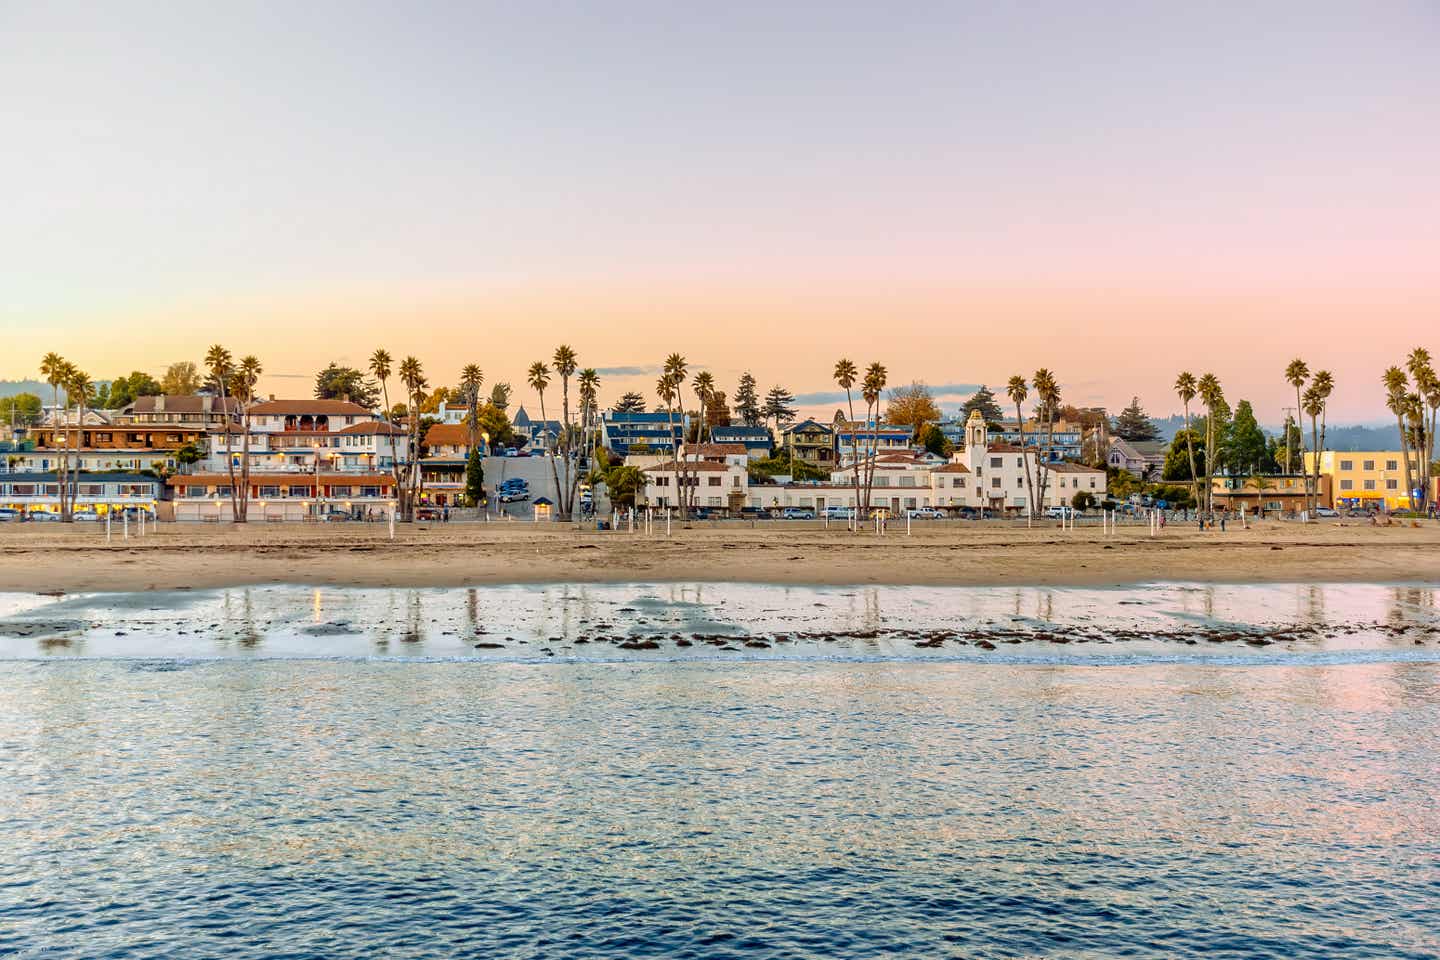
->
[369, 348, 406, 511]
[1031, 369, 1060, 511]
[552, 346, 579, 518]
[662, 354, 688, 518]
[231, 356, 263, 521]
[689, 371, 716, 512]
[1309, 370, 1334, 513]
[526, 361, 561, 519]
[1407, 348, 1436, 511]
[1174, 372, 1200, 512]
[861, 363, 887, 515]
[1284, 358, 1310, 502]
[1301, 385, 1324, 515]
[40, 353, 70, 519]
[578, 368, 601, 465]
[1196, 374, 1224, 514]
[398, 357, 427, 520]
[63, 367, 93, 520]
[1384, 366, 1418, 513]
[834, 359, 861, 528]
[460, 363, 484, 451]
[1006, 375, 1035, 518]
[204, 345, 238, 519]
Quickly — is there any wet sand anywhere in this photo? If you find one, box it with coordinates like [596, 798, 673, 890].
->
[0, 518, 1437, 592]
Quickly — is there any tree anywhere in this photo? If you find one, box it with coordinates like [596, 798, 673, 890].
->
[552, 345, 580, 519]
[459, 364, 485, 451]
[489, 382, 512, 413]
[398, 357, 428, 519]
[175, 442, 203, 473]
[464, 447, 485, 507]
[0, 392, 42, 427]
[961, 385, 1004, 426]
[612, 391, 647, 414]
[1006, 376, 1035, 517]
[578, 368, 601, 461]
[232, 355, 263, 522]
[160, 361, 203, 396]
[1032, 369, 1061, 510]
[1071, 490, 1096, 511]
[860, 363, 888, 513]
[704, 390, 731, 431]
[1385, 366, 1419, 513]
[602, 464, 645, 509]
[1174, 372, 1201, 513]
[1112, 397, 1159, 441]
[834, 359, 862, 532]
[63, 367, 94, 518]
[105, 371, 162, 409]
[762, 385, 797, 434]
[1305, 370, 1334, 514]
[733, 372, 762, 427]
[527, 360, 563, 520]
[884, 382, 941, 435]
[1162, 429, 1207, 482]
[1406, 348, 1437, 512]
[473, 402, 516, 449]
[917, 422, 952, 458]
[1226, 400, 1269, 476]
[1196, 374, 1224, 514]
[1285, 357, 1310, 491]
[656, 354, 688, 517]
[205, 345, 238, 521]
[313, 363, 379, 408]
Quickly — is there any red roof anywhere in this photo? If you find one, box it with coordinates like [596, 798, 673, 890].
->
[169, 472, 394, 486]
[684, 443, 747, 455]
[339, 421, 406, 435]
[423, 423, 469, 446]
[932, 463, 971, 474]
[643, 460, 735, 473]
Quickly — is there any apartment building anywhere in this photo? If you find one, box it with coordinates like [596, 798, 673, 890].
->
[1304, 451, 1424, 510]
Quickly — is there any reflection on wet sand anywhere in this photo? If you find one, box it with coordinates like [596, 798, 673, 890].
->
[0, 581, 1437, 664]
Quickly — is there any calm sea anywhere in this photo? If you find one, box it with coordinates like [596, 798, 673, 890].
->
[2, 583, 1438, 958]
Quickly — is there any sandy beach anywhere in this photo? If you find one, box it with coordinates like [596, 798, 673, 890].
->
[0, 518, 1436, 593]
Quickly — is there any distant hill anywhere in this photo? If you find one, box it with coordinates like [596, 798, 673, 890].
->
[1150, 413, 1400, 451]
[0, 379, 56, 401]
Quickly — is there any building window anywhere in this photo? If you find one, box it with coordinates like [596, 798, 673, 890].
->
[990, 457, 1002, 468]
[361, 486, 381, 497]
[1340, 479, 1353, 491]
[655, 476, 668, 487]
[708, 476, 721, 486]
[956, 478, 965, 488]
[1362, 460, 1375, 471]
[991, 477, 1001, 488]
[1363, 479, 1375, 491]
[259, 485, 280, 498]
[1387, 460, 1399, 470]
[1386, 479, 1398, 490]
[1340, 460, 1353, 471]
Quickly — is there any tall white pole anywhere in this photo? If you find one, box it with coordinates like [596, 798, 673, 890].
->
[123, 512, 129, 540]
[666, 507, 671, 537]
[389, 504, 395, 540]
[106, 512, 111, 543]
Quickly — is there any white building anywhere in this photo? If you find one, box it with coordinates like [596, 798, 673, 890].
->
[205, 399, 407, 475]
[641, 459, 748, 510]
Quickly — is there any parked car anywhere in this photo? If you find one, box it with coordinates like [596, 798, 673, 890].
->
[739, 507, 773, 520]
[30, 511, 61, 522]
[823, 505, 856, 520]
[905, 508, 944, 519]
[1043, 506, 1069, 519]
[0, 508, 20, 522]
[781, 507, 816, 520]
[74, 511, 100, 522]
[500, 491, 530, 503]
[1314, 507, 1339, 518]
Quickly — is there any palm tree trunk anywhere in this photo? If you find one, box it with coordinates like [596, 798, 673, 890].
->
[1182, 403, 1198, 512]
[845, 391, 861, 531]
[1016, 403, 1033, 517]
[538, 392, 562, 521]
[1295, 384, 1308, 511]
[1397, 410, 1416, 513]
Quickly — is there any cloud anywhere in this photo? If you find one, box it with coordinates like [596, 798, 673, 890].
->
[594, 365, 658, 377]
[794, 381, 983, 406]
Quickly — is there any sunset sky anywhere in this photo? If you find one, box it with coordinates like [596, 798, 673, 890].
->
[3, 2, 1436, 422]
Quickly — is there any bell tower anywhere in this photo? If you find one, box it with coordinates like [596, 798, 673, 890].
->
[965, 409, 987, 451]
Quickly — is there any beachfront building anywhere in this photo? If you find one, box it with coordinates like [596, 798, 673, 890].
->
[1108, 438, 1167, 479]
[167, 471, 396, 522]
[418, 422, 479, 507]
[641, 459, 748, 511]
[0, 472, 163, 519]
[708, 424, 774, 460]
[512, 407, 562, 454]
[990, 418, 1085, 462]
[782, 419, 836, 468]
[21, 401, 212, 475]
[1210, 474, 1330, 516]
[204, 399, 406, 474]
[1304, 450, 1424, 511]
[601, 410, 687, 456]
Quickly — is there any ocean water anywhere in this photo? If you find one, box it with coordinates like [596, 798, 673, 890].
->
[2, 584, 1439, 958]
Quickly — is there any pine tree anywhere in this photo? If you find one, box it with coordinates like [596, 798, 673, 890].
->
[733, 372, 762, 426]
[1112, 396, 1160, 441]
[1225, 400, 1269, 475]
[762, 386, 797, 432]
[464, 447, 485, 507]
[961, 385, 1004, 425]
[612, 391, 647, 413]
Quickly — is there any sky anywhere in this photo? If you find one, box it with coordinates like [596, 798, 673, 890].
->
[2, 1, 1436, 423]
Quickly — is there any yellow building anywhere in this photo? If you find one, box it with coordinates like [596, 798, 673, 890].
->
[1304, 451, 1423, 510]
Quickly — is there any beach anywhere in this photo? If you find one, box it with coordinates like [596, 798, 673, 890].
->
[1, 518, 1436, 593]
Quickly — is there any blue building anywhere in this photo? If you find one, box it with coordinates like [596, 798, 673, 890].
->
[601, 410, 687, 455]
[709, 424, 774, 460]
[512, 406, 563, 453]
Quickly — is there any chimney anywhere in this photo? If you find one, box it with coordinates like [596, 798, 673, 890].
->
[155, 395, 165, 413]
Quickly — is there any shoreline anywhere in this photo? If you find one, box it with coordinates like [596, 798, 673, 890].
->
[2, 520, 1438, 593]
